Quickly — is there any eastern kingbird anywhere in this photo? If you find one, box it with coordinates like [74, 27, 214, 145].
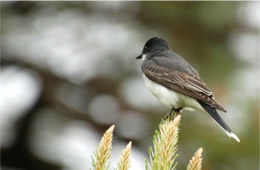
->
[136, 37, 240, 142]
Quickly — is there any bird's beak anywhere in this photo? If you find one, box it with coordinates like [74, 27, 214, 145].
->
[136, 54, 142, 59]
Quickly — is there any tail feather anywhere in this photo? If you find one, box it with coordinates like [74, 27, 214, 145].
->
[198, 100, 240, 143]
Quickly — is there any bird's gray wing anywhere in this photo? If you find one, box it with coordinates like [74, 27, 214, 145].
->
[142, 62, 226, 112]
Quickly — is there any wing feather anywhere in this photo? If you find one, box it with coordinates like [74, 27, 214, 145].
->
[143, 64, 226, 112]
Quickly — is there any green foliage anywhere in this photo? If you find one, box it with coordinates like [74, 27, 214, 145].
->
[187, 148, 203, 170]
[91, 125, 114, 170]
[91, 115, 203, 170]
[147, 115, 180, 170]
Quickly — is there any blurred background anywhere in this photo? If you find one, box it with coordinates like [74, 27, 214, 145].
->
[1, 1, 259, 170]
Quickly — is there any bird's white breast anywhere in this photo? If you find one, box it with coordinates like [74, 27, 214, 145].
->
[143, 74, 204, 112]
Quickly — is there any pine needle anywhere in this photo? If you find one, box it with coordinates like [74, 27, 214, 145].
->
[187, 148, 203, 170]
[117, 141, 132, 170]
[149, 115, 181, 170]
[92, 125, 115, 170]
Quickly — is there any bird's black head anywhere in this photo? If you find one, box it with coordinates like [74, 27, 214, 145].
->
[136, 37, 169, 60]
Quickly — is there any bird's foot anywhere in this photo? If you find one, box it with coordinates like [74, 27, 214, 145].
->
[163, 107, 182, 121]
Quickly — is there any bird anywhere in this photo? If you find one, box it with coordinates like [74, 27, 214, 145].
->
[136, 37, 240, 142]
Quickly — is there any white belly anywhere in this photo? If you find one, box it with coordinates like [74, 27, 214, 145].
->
[143, 74, 204, 112]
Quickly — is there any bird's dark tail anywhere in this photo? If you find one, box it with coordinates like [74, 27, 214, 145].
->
[198, 101, 240, 142]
